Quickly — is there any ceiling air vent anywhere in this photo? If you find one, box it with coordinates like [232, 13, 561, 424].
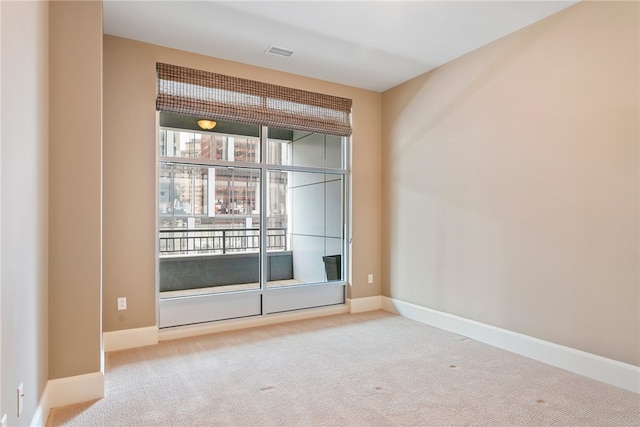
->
[266, 45, 294, 57]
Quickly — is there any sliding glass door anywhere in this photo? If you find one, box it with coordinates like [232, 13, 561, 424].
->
[158, 113, 348, 328]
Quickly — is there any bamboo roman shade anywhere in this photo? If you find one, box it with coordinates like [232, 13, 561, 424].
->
[156, 63, 353, 136]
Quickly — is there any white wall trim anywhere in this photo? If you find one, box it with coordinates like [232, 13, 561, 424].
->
[159, 304, 349, 342]
[348, 296, 382, 313]
[32, 371, 104, 426]
[103, 326, 158, 352]
[382, 297, 640, 394]
[30, 382, 49, 427]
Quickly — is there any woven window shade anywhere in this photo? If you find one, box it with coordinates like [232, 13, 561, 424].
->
[156, 63, 352, 136]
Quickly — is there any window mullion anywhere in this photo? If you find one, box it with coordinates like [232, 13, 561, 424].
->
[260, 126, 269, 301]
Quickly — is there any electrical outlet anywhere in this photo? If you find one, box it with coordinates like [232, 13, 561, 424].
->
[17, 383, 24, 417]
[117, 297, 127, 311]
[368, 274, 374, 284]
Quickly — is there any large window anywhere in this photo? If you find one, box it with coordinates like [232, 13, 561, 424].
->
[156, 63, 351, 327]
[158, 115, 348, 326]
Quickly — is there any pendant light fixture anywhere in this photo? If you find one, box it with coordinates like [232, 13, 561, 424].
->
[197, 119, 217, 130]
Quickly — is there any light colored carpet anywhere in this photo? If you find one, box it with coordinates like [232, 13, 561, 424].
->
[47, 311, 639, 426]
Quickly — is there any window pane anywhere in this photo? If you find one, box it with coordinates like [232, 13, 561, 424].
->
[159, 163, 262, 296]
[267, 170, 343, 286]
[267, 129, 344, 169]
[159, 128, 259, 163]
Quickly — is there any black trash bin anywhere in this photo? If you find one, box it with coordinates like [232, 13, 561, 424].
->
[322, 254, 341, 281]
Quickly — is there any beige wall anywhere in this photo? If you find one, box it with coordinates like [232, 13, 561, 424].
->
[103, 36, 382, 331]
[49, 0, 103, 379]
[1, 1, 49, 424]
[382, 1, 639, 366]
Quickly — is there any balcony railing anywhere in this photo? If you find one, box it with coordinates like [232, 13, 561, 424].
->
[159, 227, 287, 255]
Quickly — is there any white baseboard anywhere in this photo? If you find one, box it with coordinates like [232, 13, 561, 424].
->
[159, 304, 349, 342]
[33, 371, 104, 426]
[103, 326, 158, 352]
[30, 384, 50, 427]
[382, 297, 639, 394]
[348, 296, 382, 313]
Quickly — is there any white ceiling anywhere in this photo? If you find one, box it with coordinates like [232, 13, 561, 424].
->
[103, 1, 578, 92]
